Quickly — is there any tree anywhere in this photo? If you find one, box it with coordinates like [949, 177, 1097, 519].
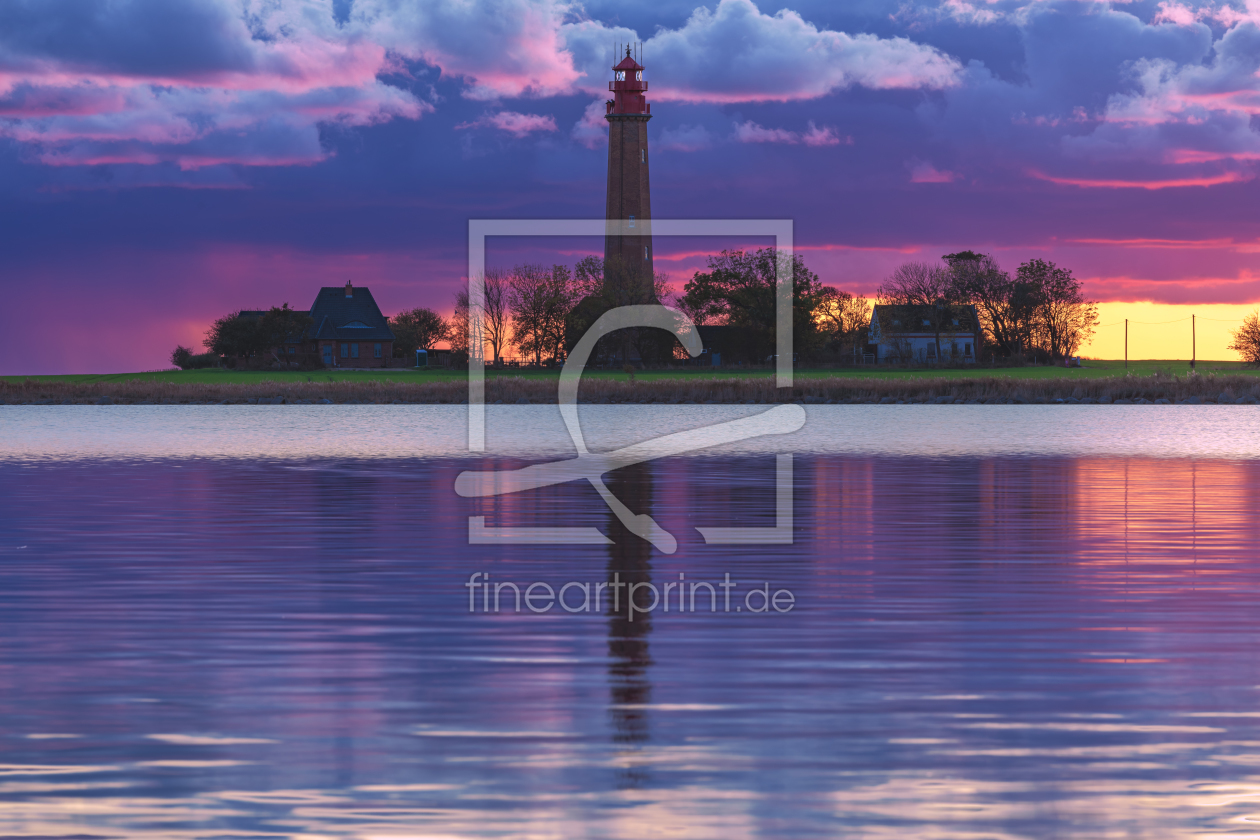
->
[257, 304, 313, 359]
[481, 269, 511, 366]
[680, 248, 826, 362]
[389, 307, 448, 360]
[877, 261, 954, 306]
[945, 252, 1028, 358]
[878, 261, 958, 362]
[816, 287, 872, 357]
[541, 264, 574, 363]
[171, 345, 218, 369]
[204, 310, 265, 358]
[1228, 311, 1260, 365]
[1017, 259, 1098, 359]
[450, 283, 470, 356]
[509, 264, 573, 366]
[564, 256, 680, 366]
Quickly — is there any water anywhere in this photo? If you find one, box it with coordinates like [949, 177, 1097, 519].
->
[3, 406, 1260, 838]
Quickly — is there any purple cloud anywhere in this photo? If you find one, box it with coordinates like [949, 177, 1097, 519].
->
[456, 110, 557, 136]
[733, 119, 848, 146]
[907, 158, 957, 183]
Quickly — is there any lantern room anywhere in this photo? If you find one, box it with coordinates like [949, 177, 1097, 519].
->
[607, 44, 649, 116]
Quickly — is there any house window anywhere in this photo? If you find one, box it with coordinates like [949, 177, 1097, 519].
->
[641, 149, 645, 162]
[644, 246, 649, 259]
[923, 319, 931, 326]
[340, 344, 348, 358]
[636, 70, 642, 81]
[926, 345, 937, 358]
[892, 320, 900, 326]
[288, 346, 295, 354]
[965, 343, 973, 356]
[351, 343, 359, 359]
[616, 70, 625, 81]
[953, 319, 960, 326]
[628, 215, 635, 228]
[374, 343, 382, 358]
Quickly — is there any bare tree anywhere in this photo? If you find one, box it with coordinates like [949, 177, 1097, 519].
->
[817, 287, 871, 357]
[945, 251, 1036, 358]
[1017, 259, 1098, 359]
[572, 255, 605, 300]
[482, 268, 511, 366]
[1229, 311, 1260, 365]
[450, 282, 470, 355]
[878, 261, 957, 362]
[877, 261, 953, 306]
[509, 264, 573, 366]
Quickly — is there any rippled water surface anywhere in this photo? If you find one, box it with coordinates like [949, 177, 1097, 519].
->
[3, 406, 1260, 838]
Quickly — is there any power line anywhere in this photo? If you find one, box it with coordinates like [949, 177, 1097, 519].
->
[1094, 316, 1242, 327]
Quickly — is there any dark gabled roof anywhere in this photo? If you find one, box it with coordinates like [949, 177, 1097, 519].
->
[870, 304, 977, 336]
[306, 286, 395, 342]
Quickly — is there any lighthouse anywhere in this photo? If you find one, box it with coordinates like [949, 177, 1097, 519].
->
[604, 44, 653, 295]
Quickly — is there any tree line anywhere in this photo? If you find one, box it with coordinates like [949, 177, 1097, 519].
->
[172, 304, 314, 369]
[416, 248, 1095, 367]
[403, 250, 874, 368]
[877, 251, 1099, 362]
[172, 248, 1098, 371]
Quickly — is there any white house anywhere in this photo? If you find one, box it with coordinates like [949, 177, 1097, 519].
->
[867, 304, 980, 364]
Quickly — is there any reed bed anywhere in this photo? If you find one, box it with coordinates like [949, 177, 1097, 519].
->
[2, 372, 1260, 405]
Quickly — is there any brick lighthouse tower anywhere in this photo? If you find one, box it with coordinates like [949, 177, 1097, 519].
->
[604, 44, 653, 294]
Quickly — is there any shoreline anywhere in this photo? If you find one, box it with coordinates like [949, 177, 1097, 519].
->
[2, 373, 1259, 405]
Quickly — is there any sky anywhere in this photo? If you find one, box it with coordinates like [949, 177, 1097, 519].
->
[1, 0, 1259, 373]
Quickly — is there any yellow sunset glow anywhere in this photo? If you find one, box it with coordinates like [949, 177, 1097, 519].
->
[1078, 302, 1259, 361]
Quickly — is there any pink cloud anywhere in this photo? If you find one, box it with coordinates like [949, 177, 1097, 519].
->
[570, 100, 607, 149]
[1152, 2, 1200, 26]
[561, 0, 960, 104]
[802, 122, 850, 147]
[0, 9, 429, 173]
[456, 110, 557, 137]
[0, 0, 955, 175]
[1082, 273, 1260, 305]
[1068, 237, 1242, 249]
[733, 120, 799, 144]
[731, 119, 850, 147]
[370, 0, 584, 100]
[1028, 168, 1251, 189]
[907, 159, 956, 183]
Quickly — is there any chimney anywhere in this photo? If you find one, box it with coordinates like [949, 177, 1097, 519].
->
[344, 281, 353, 298]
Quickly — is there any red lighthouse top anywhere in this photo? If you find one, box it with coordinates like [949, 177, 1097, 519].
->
[606, 44, 649, 116]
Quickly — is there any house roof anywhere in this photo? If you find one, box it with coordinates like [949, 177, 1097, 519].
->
[870, 304, 978, 336]
[305, 286, 395, 342]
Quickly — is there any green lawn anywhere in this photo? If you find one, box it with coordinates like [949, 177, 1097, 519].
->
[4, 359, 1256, 386]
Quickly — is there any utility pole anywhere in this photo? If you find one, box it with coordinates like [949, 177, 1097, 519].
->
[1191, 314, 1196, 369]
[1125, 319, 1128, 370]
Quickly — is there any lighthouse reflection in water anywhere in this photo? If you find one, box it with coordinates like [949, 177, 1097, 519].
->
[4, 419, 1260, 837]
